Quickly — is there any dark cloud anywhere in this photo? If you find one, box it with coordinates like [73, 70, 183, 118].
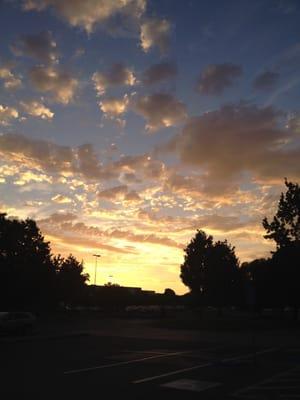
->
[12, 31, 58, 63]
[29, 65, 78, 104]
[98, 184, 141, 203]
[197, 63, 243, 95]
[98, 184, 129, 200]
[92, 63, 135, 96]
[142, 62, 177, 85]
[134, 93, 187, 131]
[253, 70, 280, 91]
[166, 103, 300, 194]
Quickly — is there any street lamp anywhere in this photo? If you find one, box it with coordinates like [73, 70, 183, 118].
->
[93, 254, 101, 285]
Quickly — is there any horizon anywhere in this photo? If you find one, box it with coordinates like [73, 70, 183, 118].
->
[1, 0, 300, 295]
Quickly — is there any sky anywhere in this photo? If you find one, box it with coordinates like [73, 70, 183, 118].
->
[1, 0, 300, 294]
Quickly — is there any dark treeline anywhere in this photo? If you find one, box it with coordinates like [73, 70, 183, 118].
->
[0, 213, 89, 310]
[180, 179, 300, 319]
[1, 179, 299, 318]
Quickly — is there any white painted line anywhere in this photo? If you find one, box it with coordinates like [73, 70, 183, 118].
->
[133, 362, 213, 384]
[221, 347, 278, 364]
[133, 347, 279, 385]
[161, 379, 221, 392]
[63, 351, 189, 375]
[232, 365, 300, 398]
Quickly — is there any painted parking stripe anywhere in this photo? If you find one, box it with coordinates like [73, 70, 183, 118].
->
[232, 366, 300, 399]
[161, 379, 221, 392]
[133, 347, 278, 384]
[63, 350, 190, 375]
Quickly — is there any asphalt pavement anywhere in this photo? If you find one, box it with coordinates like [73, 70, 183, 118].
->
[1, 320, 300, 399]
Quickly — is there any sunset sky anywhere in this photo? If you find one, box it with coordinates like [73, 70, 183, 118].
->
[1, 0, 300, 294]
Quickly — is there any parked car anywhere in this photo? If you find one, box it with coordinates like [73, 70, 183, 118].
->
[0, 312, 36, 335]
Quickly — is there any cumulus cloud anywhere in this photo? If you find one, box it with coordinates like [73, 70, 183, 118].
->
[0, 105, 19, 126]
[92, 63, 135, 96]
[12, 31, 58, 63]
[253, 70, 280, 91]
[29, 65, 78, 104]
[140, 18, 171, 54]
[166, 103, 300, 194]
[0, 64, 22, 89]
[142, 62, 177, 85]
[22, 0, 147, 33]
[20, 100, 54, 120]
[99, 95, 129, 117]
[197, 63, 243, 95]
[134, 93, 187, 131]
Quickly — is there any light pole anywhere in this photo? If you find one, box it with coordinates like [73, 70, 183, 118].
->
[93, 254, 101, 286]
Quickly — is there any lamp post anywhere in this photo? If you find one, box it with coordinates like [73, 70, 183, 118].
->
[93, 254, 101, 286]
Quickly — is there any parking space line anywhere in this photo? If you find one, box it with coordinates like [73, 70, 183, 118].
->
[232, 365, 300, 399]
[133, 347, 279, 384]
[63, 351, 190, 375]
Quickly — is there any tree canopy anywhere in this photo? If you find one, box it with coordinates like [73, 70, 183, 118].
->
[0, 213, 89, 310]
[180, 230, 239, 308]
[263, 179, 300, 248]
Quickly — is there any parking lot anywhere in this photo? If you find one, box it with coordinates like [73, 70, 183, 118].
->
[1, 318, 300, 399]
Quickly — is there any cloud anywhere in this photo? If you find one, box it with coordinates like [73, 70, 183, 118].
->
[134, 93, 187, 131]
[196, 63, 243, 95]
[20, 100, 54, 120]
[99, 95, 129, 117]
[253, 70, 280, 91]
[29, 65, 78, 104]
[166, 103, 300, 194]
[38, 212, 181, 250]
[39, 212, 77, 224]
[51, 194, 72, 204]
[98, 184, 129, 200]
[0, 64, 22, 89]
[92, 63, 135, 96]
[0, 105, 19, 126]
[124, 190, 141, 202]
[0, 133, 114, 181]
[142, 62, 177, 85]
[12, 31, 58, 63]
[22, 0, 147, 33]
[140, 18, 171, 54]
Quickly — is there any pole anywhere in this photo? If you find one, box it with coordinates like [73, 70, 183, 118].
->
[93, 254, 101, 285]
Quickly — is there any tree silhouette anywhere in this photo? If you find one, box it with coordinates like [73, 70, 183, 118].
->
[0, 213, 89, 310]
[0, 213, 56, 309]
[263, 179, 300, 248]
[180, 230, 239, 311]
[206, 240, 240, 313]
[55, 254, 89, 306]
[262, 179, 300, 319]
[240, 258, 275, 311]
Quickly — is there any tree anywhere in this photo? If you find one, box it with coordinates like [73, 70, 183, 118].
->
[263, 179, 300, 248]
[240, 258, 275, 311]
[0, 213, 56, 309]
[262, 179, 300, 319]
[180, 230, 239, 311]
[55, 254, 89, 306]
[180, 230, 213, 296]
[206, 240, 240, 312]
